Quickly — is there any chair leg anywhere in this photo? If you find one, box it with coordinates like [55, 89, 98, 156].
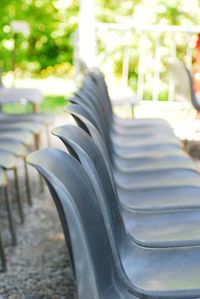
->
[34, 133, 44, 192]
[0, 230, 6, 272]
[23, 158, 32, 206]
[131, 104, 135, 118]
[4, 185, 17, 246]
[39, 175, 44, 193]
[35, 133, 41, 150]
[46, 125, 51, 147]
[13, 168, 24, 224]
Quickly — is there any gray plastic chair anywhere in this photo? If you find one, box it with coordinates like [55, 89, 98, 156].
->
[0, 150, 24, 223]
[0, 166, 17, 271]
[0, 125, 44, 198]
[0, 129, 34, 147]
[85, 69, 173, 131]
[68, 93, 183, 161]
[0, 87, 43, 108]
[0, 121, 44, 148]
[0, 140, 32, 205]
[75, 81, 174, 140]
[78, 79, 181, 142]
[0, 114, 52, 147]
[0, 84, 53, 146]
[52, 124, 200, 248]
[168, 57, 200, 119]
[63, 109, 200, 212]
[28, 147, 200, 298]
[65, 104, 195, 171]
[73, 87, 178, 145]
[1, 112, 53, 127]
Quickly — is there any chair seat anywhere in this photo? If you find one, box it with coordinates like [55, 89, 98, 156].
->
[113, 143, 185, 158]
[124, 241, 200, 296]
[111, 122, 173, 136]
[113, 156, 196, 174]
[114, 168, 200, 190]
[0, 122, 44, 135]
[0, 87, 43, 104]
[118, 185, 200, 211]
[123, 209, 200, 248]
[0, 140, 27, 157]
[0, 130, 34, 146]
[113, 153, 193, 172]
[0, 151, 17, 169]
[1, 113, 53, 126]
[112, 134, 181, 149]
[113, 115, 170, 128]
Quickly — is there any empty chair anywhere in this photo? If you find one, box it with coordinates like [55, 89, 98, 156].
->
[168, 57, 200, 110]
[73, 86, 181, 149]
[0, 150, 24, 223]
[63, 110, 200, 210]
[65, 104, 196, 172]
[0, 83, 52, 123]
[0, 129, 34, 147]
[0, 166, 17, 271]
[0, 82, 53, 146]
[0, 113, 53, 147]
[28, 148, 200, 298]
[0, 122, 43, 150]
[168, 57, 200, 138]
[86, 69, 173, 131]
[52, 124, 200, 248]
[0, 86, 43, 108]
[0, 139, 32, 205]
[68, 90, 185, 160]
[0, 86, 53, 147]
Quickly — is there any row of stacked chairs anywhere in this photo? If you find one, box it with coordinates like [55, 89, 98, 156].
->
[28, 69, 200, 298]
[0, 109, 53, 271]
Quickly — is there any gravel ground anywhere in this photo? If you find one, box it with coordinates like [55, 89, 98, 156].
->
[0, 159, 76, 299]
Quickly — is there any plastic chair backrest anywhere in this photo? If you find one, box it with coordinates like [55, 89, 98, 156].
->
[52, 125, 126, 245]
[86, 69, 113, 118]
[169, 57, 200, 111]
[66, 103, 113, 157]
[82, 77, 111, 122]
[76, 86, 111, 138]
[168, 57, 191, 103]
[66, 104, 114, 170]
[27, 148, 127, 299]
[185, 67, 200, 111]
[66, 102, 105, 141]
[74, 90, 108, 133]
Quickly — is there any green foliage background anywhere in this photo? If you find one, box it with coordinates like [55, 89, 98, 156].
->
[0, 0, 200, 79]
[0, 0, 78, 75]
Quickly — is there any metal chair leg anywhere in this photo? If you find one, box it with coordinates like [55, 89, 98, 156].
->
[13, 168, 24, 224]
[4, 184, 17, 246]
[23, 158, 32, 206]
[34, 133, 44, 192]
[0, 229, 6, 272]
[131, 104, 135, 118]
[46, 125, 51, 147]
[39, 175, 44, 193]
[35, 133, 41, 150]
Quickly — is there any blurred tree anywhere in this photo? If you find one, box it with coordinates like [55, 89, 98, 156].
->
[96, 0, 200, 25]
[0, 0, 200, 78]
[0, 0, 79, 74]
[95, 0, 200, 77]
